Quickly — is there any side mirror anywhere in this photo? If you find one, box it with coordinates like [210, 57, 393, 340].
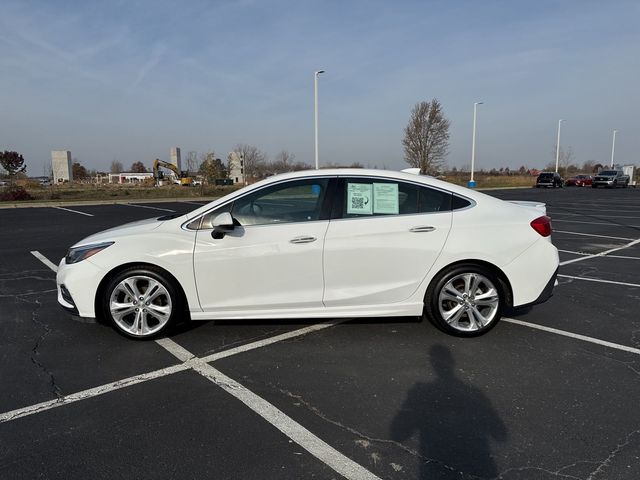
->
[211, 212, 235, 239]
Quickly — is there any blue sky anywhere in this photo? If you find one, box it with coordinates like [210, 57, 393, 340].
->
[1, 0, 638, 175]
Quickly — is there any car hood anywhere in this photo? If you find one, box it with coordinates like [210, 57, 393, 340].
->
[72, 217, 166, 247]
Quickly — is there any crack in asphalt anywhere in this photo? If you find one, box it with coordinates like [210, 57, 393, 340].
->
[16, 296, 63, 399]
[585, 429, 640, 480]
[270, 384, 473, 478]
[0, 288, 57, 299]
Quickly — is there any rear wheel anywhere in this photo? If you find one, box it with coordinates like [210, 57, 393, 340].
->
[424, 264, 504, 337]
[102, 267, 182, 339]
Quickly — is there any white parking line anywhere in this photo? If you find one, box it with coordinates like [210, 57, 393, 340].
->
[553, 218, 640, 228]
[557, 274, 640, 288]
[52, 206, 94, 217]
[30, 251, 59, 272]
[159, 338, 380, 480]
[559, 238, 640, 266]
[503, 318, 640, 355]
[554, 230, 634, 241]
[558, 249, 640, 260]
[123, 203, 175, 212]
[0, 322, 343, 424]
[0, 363, 191, 423]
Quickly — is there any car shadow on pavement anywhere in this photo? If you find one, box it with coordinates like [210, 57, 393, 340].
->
[390, 344, 507, 479]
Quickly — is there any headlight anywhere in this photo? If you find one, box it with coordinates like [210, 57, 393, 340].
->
[65, 242, 114, 264]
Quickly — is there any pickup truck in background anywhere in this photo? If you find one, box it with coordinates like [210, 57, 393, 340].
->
[592, 169, 630, 188]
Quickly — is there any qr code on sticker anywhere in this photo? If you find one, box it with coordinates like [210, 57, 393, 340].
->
[351, 197, 364, 209]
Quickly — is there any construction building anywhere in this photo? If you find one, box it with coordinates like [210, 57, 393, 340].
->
[228, 151, 245, 184]
[169, 147, 182, 171]
[51, 150, 73, 183]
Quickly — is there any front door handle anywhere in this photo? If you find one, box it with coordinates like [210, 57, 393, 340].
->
[290, 235, 317, 244]
[410, 226, 436, 233]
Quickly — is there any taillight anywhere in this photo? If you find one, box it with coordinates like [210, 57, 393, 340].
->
[530, 216, 552, 237]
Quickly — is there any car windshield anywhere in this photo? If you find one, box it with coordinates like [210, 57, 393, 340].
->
[539, 174, 553, 178]
[599, 171, 617, 175]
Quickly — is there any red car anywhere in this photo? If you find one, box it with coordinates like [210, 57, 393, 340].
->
[565, 174, 593, 187]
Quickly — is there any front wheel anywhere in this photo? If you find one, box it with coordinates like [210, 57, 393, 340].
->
[424, 265, 505, 337]
[102, 267, 182, 339]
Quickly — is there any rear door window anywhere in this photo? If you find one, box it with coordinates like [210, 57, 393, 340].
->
[335, 178, 451, 219]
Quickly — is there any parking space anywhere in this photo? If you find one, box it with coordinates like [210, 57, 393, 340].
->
[1, 188, 639, 479]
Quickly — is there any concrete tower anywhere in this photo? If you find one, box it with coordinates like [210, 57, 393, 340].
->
[228, 151, 245, 184]
[169, 147, 182, 171]
[51, 150, 73, 183]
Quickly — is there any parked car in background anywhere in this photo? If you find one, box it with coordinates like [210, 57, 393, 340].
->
[536, 172, 563, 188]
[592, 170, 630, 188]
[564, 174, 593, 187]
[56, 169, 559, 339]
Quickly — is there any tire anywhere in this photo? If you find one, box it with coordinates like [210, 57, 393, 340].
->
[102, 266, 183, 339]
[424, 264, 505, 337]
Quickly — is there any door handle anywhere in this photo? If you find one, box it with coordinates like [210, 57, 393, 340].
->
[409, 226, 436, 233]
[290, 235, 317, 244]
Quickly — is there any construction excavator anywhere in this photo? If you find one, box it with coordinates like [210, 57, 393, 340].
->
[152, 159, 193, 186]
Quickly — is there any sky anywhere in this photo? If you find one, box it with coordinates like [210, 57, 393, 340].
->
[1, 0, 639, 175]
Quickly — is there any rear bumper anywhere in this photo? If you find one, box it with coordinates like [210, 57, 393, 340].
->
[518, 266, 558, 309]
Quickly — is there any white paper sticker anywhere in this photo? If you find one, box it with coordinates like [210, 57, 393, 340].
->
[347, 183, 373, 215]
[373, 183, 399, 214]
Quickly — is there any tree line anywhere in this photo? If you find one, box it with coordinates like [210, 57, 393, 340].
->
[2, 99, 633, 184]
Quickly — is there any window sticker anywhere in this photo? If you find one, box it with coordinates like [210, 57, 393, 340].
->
[347, 183, 373, 215]
[373, 183, 399, 214]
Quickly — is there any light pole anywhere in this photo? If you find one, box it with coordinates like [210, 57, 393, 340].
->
[468, 101, 483, 188]
[554, 119, 564, 173]
[610, 130, 617, 167]
[314, 70, 325, 170]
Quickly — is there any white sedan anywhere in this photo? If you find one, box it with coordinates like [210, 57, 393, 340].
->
[56, 169, 559, 339]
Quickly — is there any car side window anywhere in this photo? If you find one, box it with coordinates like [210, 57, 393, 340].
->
[340, 178, 451, 218]
[231, 179, 329, 226]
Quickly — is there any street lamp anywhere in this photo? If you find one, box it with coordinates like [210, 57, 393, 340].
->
[314, 70, 325, 170]
[468, 101, 483, 188]
[610, 130, 617, 167]
[554, 119, 564, 173]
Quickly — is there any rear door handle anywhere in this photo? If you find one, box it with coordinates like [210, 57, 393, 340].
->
[290, 235, 317, 244]
[410, 226, 436, 233]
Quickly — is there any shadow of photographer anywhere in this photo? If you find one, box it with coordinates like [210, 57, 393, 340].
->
[391, 344, 507, 479]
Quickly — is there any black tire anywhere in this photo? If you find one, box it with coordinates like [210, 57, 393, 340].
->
[424, 264, 505, 337]
[102, 266, 183, 339]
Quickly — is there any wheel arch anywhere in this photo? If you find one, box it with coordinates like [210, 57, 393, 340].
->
[94, 262, 191, 323]
[426, 259, 513, 308]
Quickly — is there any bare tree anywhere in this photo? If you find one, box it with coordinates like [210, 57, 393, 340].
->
[268, 150, 299, 174]
[232, 144, 267, 182]
[546, 146, 575, 176]
[130, 161, 146, 173]
[402, 99, 450, 175]
[270, 150, 296, 173]
[110, 160, 123, 174]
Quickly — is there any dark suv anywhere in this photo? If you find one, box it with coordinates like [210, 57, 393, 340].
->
[536, 172, 563, 188]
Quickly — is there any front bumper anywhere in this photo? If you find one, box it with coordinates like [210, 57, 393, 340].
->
[56, 257, 103, 319]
